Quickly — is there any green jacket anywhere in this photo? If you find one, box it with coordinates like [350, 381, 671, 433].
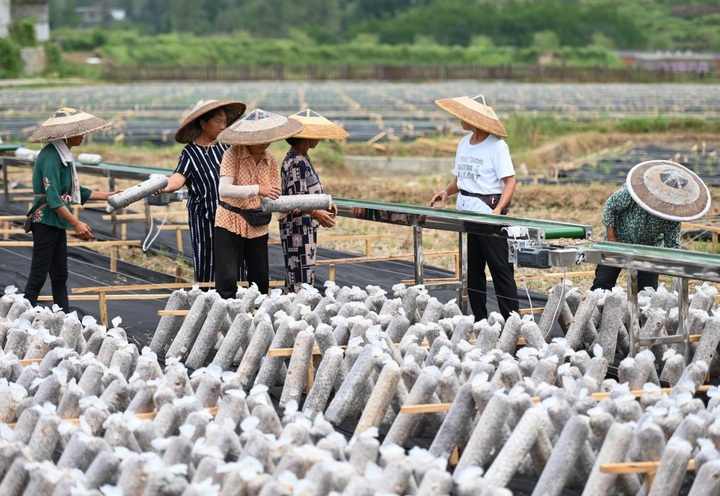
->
[28, 145, 92, 230]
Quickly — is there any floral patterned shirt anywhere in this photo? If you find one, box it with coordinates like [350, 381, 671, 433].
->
[215, 145, 279, 239]
[29, 145, 92, 229]
[602, 185, 681, 249]
[279, 151, 323, 228]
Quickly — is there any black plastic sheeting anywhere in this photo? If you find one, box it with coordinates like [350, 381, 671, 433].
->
[557, 144, 720, 186]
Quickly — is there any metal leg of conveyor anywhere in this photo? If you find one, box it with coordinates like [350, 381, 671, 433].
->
[144, 201, 151, 245]
[628, 269, 639, 357]
[2, 158, 9, 209]
[413, 224, 424, 284]
[460, 232, 468, 313]
[628, 270, 692, 360]
[678, 277, 691, 362]
[109, 176, 117, 239]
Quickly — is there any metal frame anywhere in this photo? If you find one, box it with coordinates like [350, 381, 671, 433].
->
[6, 155, 714, 359]
[334, 198, 592, 311]
[1, 156, 174, 238]
[582, 241, 720, 358]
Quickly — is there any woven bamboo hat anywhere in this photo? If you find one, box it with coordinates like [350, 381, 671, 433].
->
[626, 160, 711, 222]
[217, 109, 304, 146]
[435, 94, 507, 138]
[28, 107, 112, 143]
[175, 99, 246, 143]
[288, 109, 349, 140]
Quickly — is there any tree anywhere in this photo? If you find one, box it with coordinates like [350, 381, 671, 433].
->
[169, 0, 211, 35]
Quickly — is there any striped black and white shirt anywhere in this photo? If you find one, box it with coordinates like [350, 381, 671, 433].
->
[175, 142, 229, 217]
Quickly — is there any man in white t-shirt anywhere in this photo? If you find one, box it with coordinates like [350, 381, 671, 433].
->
[430, 95, 519, 321]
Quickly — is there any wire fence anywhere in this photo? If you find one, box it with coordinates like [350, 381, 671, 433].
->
[102, 64, 720, 83]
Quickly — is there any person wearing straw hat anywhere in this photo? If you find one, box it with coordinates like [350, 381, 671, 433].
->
[158, 99, 246, 284]
[214, 109, 303, 298]
[591, 160, 711, 291]
[23, 107, 120, 311]
[279, 109, 347, 292]
[429, 94, 519, 321]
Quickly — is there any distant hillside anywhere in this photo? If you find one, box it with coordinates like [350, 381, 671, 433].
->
[49, 0, 720, 52]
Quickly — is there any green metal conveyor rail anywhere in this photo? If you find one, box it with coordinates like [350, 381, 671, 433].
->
[333, 197, 592, 310]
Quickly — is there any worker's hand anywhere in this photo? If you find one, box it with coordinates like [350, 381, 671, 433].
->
[72, 220, 93, 240]
[329, 203, 338, 218]
[312, 209, 335, 228]
[258, 184, 281, 200]
[352, 207, 365, 218]
[430, 190, 448, 206]
[104, 190, 123, 200]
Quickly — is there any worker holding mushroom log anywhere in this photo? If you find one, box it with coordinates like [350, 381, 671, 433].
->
[23, 107, 121, 312]
[278, 109, 347, 293]
[213, 109, 303, 298]
[591, 160, 711, 291]
[430, 94, 519, 321]
[158, 99, 246, 284]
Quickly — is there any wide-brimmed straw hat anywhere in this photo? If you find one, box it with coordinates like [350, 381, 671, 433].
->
[435, 94, 507, 138]
[626, 160, 711, 222]
[216, 109, 304, 146]
[28, 107, 112, 143]
[288, 109, 349, 140]
[175, 99, 246, 143]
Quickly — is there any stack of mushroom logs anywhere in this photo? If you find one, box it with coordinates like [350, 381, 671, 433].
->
[1, 282, 720, 495]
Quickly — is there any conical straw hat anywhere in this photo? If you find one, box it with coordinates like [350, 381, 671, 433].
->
[28, 107, 112, 143]
[435, 94, 507, 138]
[626, 160, 711, 221]
[175, 99, 246, 143]
[216, 109, 304, 146]
[288, 109, 349, 140]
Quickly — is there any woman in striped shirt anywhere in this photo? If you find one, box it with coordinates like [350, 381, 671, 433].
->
[161, 99, 245, 283]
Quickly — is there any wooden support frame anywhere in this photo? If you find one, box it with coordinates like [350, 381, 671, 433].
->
[683, 221, 720, 252]
[6, 406, 219, 429]
[0, 239, 141, 274]
[600, 459, 696, 492]
[399, 383, 713, 414]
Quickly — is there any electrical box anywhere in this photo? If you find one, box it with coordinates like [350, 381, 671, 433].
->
[146, 190, 188, 206]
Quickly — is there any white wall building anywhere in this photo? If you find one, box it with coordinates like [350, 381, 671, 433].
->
[0, 0, 50, 42]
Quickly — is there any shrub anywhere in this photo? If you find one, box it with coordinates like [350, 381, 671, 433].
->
[0, 38, 23, 77]
[9, 18, 37, 47]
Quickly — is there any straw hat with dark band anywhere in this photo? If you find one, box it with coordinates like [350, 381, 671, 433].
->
[28, 107, 112, 143]
[627, 160, 711, 222]
[217, 109, 304, 146]
[435, 94, 508, 138]
[175, 99, 246, 143]
[289, 109, 349, 140]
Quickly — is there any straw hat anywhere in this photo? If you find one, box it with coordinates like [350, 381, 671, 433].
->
[626, 160, 711, 222]
[435, 94, 507, 138]
[216, 109, 304, 146]
[28, 107, 112, 143]
[175, 99, 246, 143]
[288, 109, 349, 140]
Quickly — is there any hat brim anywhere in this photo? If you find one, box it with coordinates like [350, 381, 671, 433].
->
[627, 160, 711, 222]
[175, 100, 247, 143]
[289, 115, 349, 140]
[435, 97, 507, 138]
[217, 119, 304, 146]
[28, 116, 112, 143]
